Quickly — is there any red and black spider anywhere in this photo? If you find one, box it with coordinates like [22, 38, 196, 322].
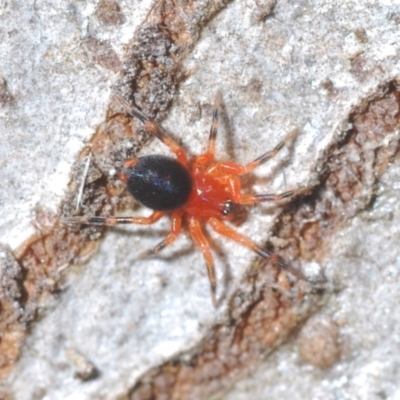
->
[65, 92, 311, 305]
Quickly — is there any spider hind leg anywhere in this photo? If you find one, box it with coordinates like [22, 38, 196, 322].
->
[137, 212, 183, 259]
[113, 94, 188, 165]
[62, 211, 164, 226]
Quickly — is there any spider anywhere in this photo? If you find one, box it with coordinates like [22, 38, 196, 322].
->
[65, 92, 311, 306]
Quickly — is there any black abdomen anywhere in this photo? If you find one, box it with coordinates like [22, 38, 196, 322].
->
[124, 155, 193, 211]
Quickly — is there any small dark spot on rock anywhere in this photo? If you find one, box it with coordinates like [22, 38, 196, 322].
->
[0, 78, 14, 106]
[297, 316, 341, 368]
[83, 38, 121, 72]
[320, 78, 338, 97]
[252, 0, 276, 23]
[95, 0, 125, 26]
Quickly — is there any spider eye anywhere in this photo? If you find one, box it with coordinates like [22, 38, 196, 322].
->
[221, 200, 233, 216]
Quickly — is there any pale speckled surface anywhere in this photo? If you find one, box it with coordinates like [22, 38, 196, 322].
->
[2, 0, 400, 398]
[0, 0, 152, 249]
[221, 164, 400, 400]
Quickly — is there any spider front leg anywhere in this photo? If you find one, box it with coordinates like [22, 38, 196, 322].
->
[242, 128, 298, 174]
[206, 173, 313, 207]
[210, 129, 298, 176]
[238, 185, 314, 205]
[188, 217, 218, 307]
[206, 91, 221, 158]
[208, 217, 305, 280]
[195, 91, 221, 166]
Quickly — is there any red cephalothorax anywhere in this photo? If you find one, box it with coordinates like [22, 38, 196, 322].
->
[183, 165, 240, 220]
[64, 92, 311, 306]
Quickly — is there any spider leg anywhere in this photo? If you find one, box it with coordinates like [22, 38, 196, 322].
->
[113, 94, 188, 165]
[238, 185, 314, 205]
[206, 91, 221, 158]
[195, 91, 221, 166]
[209, 129, 298, 176]
[137, 211, 182, 259]
[188, 217, 217, 307]
[208, 217, 305, 280]
[62, 211, 165, 226]
[242, 128, 298, 174]
[207, 174, 312, 206]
